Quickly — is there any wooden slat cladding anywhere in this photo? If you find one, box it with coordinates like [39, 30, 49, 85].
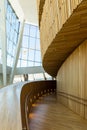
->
[40, 0, 82, 58]
[37, 0, 45, 26]
[40, 0, 87, 77]
[56, 39, 87, 119]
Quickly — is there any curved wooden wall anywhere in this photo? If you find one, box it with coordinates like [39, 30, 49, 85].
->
[57, 40, 87, 119]
[37, 0, 87, 77]
[37, 0, 45, 26]
[37, 0, 87, 119]
[20, 80, 56, 130]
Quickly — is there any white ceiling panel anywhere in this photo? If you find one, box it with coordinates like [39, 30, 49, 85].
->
[18, 0, 38, 25]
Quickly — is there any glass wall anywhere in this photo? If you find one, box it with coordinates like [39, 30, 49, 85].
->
[15, 23, 52, 83]
[0, 0, 52, 84]
[13, 73, 52, 83]
[0, 43, 2, 64]
[13, 75, 24, 83]
[17, 23, 41, 67]
[6, 0, 20, 67]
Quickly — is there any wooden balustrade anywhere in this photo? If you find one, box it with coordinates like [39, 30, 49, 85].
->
[20, 80, 56, 130]
[0, 81, 56, 130]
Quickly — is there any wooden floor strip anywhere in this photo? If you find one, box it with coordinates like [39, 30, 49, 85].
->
[29, 94, 87, 130]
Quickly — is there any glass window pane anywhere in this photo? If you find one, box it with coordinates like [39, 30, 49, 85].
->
[7, 38, 9, 50]
[16, 19, 19, 31]
[8, 41, 13, 53]
[6, 1, 20, 67]
[34, 73, 44, 80]
[12, 13, 16, 27]
[10, 27, 14, 41]
[16, 23, 42, 68]
[21, 60, 27, 67]
[6, 20, 10, 35]
[36, 39, 40, 50]
[30, 25, 36, 37]
[12, 44, 15, 56]
[14, 31, 17, 44]
[28, 61, 34, 67]
[21, 48, 28, 60]
[22, 36, 29, 48]
[29, 37, 35, 49]
[35, 51, 41, 62]
[7, 55, 11, 66]
[11, 56, 13, 66]
[29, 49, 35, 61]
[13, 75, 23, 83]
[28, 74, 34, 81]
[7, 5, 12, 22]
[36, 28, 40, 38]
[23, 24, 29, 35]
[34, 62, 41, 66]
[0, 49, 2, 64]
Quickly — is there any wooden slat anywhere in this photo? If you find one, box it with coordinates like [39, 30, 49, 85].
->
[57, 39, 87, 119]
[37, 0, 45, 26]
[40, 0, 87, 77]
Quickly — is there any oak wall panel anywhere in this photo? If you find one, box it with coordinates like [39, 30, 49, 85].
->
[39, 0, 87, 77]
[57, 40, 87, 118]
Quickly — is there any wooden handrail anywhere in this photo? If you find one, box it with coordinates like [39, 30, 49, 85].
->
[20, 80, 56, 130]
[0, 81, 56, 130]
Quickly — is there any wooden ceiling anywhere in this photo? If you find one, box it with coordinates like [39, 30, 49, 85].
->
[42, 0, 87, 77]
